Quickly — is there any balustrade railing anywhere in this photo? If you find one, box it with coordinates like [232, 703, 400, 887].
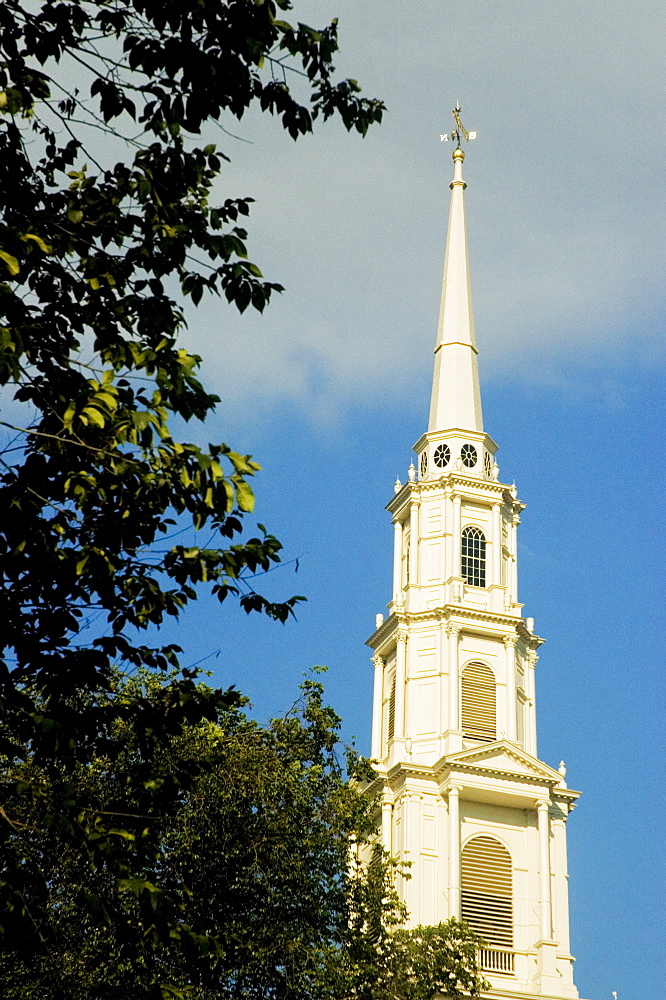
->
[479, 949, 514, 974]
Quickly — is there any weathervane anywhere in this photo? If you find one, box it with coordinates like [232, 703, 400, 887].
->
[440, 102, 476, 148]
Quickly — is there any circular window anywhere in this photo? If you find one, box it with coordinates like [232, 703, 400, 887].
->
[484, 451, 492, 476]
[461, 443, 477, 468]
[420, 451, 428, 477]
[434, 444, 451, 469]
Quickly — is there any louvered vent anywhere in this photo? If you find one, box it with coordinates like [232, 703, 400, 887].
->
[461, 662, 496, 741]
[387, 679, 396, 742]
[461, 836, 513, 948]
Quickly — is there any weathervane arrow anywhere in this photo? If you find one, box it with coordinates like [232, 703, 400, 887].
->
[440, 102, 477, 146]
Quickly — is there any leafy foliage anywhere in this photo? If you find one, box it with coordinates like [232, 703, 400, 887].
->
[0, 0, 383, 736]
[0, 0, 383, 965]
[0, 673, 486, 1000]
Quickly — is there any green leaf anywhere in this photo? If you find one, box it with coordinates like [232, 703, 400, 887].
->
[108, 828, 136, 841]
[62, 402, 77, 429]
[19, 233, 52, 253]
[234, 479, 255, 513]
[80, 406, 105, 428]
[0, 249, 19, 276]
[118, 878, 160, 895]
[222, 480, 234, 511]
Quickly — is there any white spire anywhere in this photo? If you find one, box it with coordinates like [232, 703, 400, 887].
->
[428, 146, 483, 434]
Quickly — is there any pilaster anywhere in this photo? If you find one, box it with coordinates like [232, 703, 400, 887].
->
[392, 629, 408, 760]
[446, 623, 462, 753]
[380, 793, 392, 855]
[392, 519, 403, 608]
[526, 649, 538, 758]
[451, 493, 462, 591]
[504, 635, 518, 742]
[447, 784, 461, 919]
[371, 654, 384, 760]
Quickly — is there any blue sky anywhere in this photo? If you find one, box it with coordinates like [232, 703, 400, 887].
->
[89, 3, 666, 998]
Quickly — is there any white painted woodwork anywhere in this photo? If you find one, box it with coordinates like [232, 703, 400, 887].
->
[537, 800, 553, 941]
[429, 149, 483, 433]
[371, 655, 384, 760]
[447, 785, 461, 919]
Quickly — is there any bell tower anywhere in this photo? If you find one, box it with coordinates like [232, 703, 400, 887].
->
[366, 109, 585, 999]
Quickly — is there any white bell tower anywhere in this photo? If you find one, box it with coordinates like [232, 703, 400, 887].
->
[366, 110, 586, 1000]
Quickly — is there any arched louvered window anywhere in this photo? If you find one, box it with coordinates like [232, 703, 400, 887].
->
[461, 662, 496, 742]
[387, 679, 396, 743]
[462, 526, 486, 587]
[461, 836, 513, 950]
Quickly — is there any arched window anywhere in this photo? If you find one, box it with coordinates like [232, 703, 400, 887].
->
[461, 662, 496, 741]
[461, 526, 486, 587]
[461, 836, 513, 951]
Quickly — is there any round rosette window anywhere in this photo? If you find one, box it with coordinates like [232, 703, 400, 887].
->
[420, 451, 428, 477]
[434, 444, 451, 469]
[484, 451, 492, 476]
[461, 443, 478, 468]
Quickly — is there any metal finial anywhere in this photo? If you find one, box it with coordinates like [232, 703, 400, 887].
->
[440, 103, 477, 148]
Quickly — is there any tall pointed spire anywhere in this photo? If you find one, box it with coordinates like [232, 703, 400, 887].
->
[367, 111, 587, 1000]
[428, 145, 483, 434]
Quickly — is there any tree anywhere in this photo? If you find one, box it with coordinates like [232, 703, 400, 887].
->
[0, 0, 382, 969]
[0, 671, 487, 999]
[0, 8, 486, 996]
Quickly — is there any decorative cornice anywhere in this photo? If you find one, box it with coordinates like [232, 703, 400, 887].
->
[387, 760, 435, 781]
[517, 622, 544, 649]
[413, 428, 498, 453]
[446, 764, 557, 789]
[366, 756, 582, 809]
[448, 472, 512, 493]
[502, 487, 526, 514]
[386, 474, 515, 514]
[551, 785, 582, 801]
[411, 604, 523, 627]
[366, 604, 545, 649]
[440, 740, 573, 783]
[386, 480, 418, 513]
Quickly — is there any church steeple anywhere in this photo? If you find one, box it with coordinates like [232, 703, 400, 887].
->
[429, 146, 483, 434]
[364, 109, 588, 1000]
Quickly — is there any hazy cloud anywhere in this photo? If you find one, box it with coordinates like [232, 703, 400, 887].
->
[179, 1, 664, 425]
